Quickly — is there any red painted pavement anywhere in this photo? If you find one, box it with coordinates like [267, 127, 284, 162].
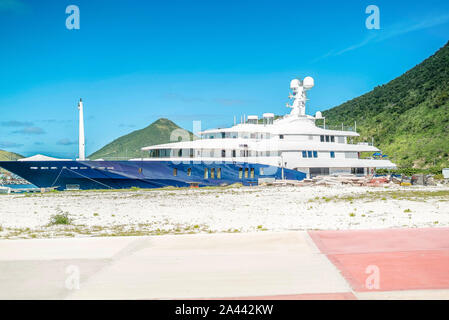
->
[309, 228, 449, 292]
[204, 293, 357, 300]
[309, 227, 449, 254]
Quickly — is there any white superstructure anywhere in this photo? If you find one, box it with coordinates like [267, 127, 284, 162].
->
[140, 77, 396, 177]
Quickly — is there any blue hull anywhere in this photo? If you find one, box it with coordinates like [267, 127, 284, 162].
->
[0, 160, 306, 190]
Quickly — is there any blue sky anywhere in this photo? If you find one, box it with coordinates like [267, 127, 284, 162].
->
[1, 0, 449, 158]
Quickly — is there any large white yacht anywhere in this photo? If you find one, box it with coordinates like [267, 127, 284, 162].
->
[143, 76, 396, 180]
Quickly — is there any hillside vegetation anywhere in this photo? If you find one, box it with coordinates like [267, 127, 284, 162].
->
[323, 41, 449, 169]
[89, 118, 195, 160]
[0, 150, 23, 161]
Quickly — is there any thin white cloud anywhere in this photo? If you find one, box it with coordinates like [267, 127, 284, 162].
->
[313, 14, 449, 62]
[12, 126, 45, 135]
[0, 141, 23, 148]
[0, 0, 28, 12]
[57, 138, 77, 146]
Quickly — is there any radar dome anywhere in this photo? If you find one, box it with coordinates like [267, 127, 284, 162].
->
[315, 111, 322, 118]
[303, 76, 314, 89]
[290, 79, 301, 89]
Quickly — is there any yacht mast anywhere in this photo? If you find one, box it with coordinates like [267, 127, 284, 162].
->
[78, 98, 85, 160]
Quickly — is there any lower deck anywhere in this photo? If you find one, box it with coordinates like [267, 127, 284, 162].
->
[0, 160, 306, 190]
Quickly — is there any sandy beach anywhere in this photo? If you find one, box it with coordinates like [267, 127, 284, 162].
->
[0, 184, 448, 239]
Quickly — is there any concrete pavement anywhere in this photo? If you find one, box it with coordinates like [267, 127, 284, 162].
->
[0, 228, 448, 299]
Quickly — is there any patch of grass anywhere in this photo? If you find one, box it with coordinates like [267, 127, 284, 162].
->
[49, 213, 72, 225]
[326, 190, 449, 203]
[93, 213, 99, 216]
[404, 209, 412, 213]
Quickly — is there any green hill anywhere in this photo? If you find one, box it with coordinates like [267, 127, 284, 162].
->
[89, 118, 195, 160]
[0, 150, 23, 161]
[322, 41, 449, 169]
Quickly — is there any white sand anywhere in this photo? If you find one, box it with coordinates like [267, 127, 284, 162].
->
[0, 184, 448, 238]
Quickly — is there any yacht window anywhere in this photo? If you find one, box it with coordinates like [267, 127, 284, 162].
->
[232, 150, 236, 157]
[221, 132, 225, 138]
[178, 149, 182, 157]
[302, 151, 307, 158]
[173, 168, 177, 176]
[187, 168, 191, 176]
[331, 136, 335, 143]
[244, 168, 249, 178]
[313, 151, 318, 158]
[330, 151, 335, 158]
[211, 168, 215, 179]
[325, 135, 330, 142]
[204, 168, 208, 179]
[217, 168, 221, 179]
[307, 151, 313, 158]
[221, 150, 226, 157]
[260, 168, 264, 175]
[320, 135, 325, 142]
[279, 135, 284, 139]
[51, 167, 58, 170]
[351, 168, 365, 175]
[41, 167, 49, 170]
[239, 168, 243, 179]
[250, 168, 255, 179]
[30, 167, 38, 170]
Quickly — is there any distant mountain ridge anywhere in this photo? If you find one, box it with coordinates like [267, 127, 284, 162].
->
[323, 41, 449, 169]
[0, 150, 23, 161]
[89, 118, 195, 160]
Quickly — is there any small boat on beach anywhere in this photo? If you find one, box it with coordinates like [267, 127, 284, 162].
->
[0, 186, 11, 194]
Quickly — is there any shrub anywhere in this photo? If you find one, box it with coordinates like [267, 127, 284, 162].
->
[49, 213, 71, 225]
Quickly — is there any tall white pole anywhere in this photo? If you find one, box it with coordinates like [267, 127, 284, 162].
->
[78, 98, 85, 160]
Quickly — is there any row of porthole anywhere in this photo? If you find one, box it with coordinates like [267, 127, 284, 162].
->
[172, 167, 223, 179]
[301, 151, 335, 158]
[171, 167, 257, 179]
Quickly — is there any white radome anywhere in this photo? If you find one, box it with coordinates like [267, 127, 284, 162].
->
[290, 79, 301, 89]
[303, 76, 314, 89]
[315, 111, 322, 118]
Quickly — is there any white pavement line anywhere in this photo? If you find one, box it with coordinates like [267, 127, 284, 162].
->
[302, 231, 356, 296]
